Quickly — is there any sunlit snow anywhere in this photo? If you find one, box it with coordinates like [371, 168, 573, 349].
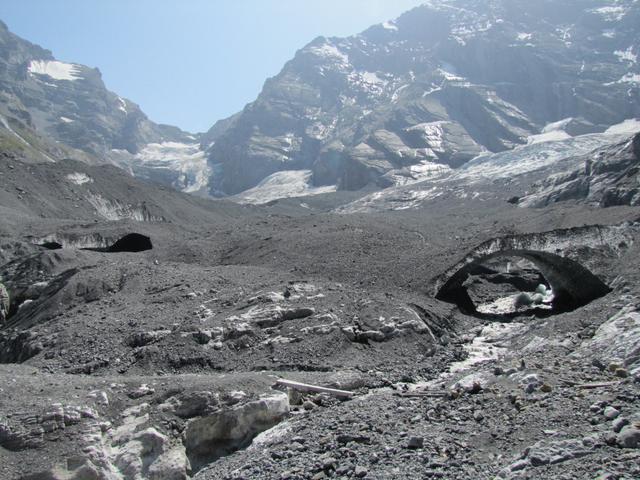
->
[308, 43, 350, 66]
[135, 142, 210, 194]
[234, 170, 336, 204]
[117, 97, 128, 114]
[605, 118, 640, 135]
[28, 60, 82, 81]
[66, 172, 93, 185]
[382, 21, 399, 32]
[614, 46, 637, 64]
[527, 130, 572, 145]
[590, 6, 628, 21]
[614, 73, 640, 85]
[339, 123, 640, 214]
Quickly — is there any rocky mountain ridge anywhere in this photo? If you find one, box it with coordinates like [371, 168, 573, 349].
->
[2, 1, 639, 203]
[0, 20, 210, 194]
[207, 0, 640, 197]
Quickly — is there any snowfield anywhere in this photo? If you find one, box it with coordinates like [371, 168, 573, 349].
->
[28, 60, 82, 81]
[233, 170, 336, 204]
[337, 118, 640, 213]
[66, 173, 93, 185]
[134, 142, 210, 194]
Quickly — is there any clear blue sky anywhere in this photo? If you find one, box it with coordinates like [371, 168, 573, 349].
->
[0, 0, 425, 133]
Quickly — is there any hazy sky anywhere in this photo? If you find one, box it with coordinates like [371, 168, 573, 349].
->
[0, 0, 425, 133]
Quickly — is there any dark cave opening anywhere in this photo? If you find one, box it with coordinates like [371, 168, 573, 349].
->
[38, 241, 63, 250]
[105, 233, 153, 253]
[436, 250, 612, 319]
[36, 233, 152, 253]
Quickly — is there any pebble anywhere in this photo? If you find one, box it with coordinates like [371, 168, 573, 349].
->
[617, 427, 640, 449]
[608, 362, 623, 373]
[290, 441, 306, 452]
[128, 384, 154, 399]
[354, 466, 368, 478]
[603, 406, 620, 420]
[408, 436, 424, 449]
[336, 465, 352, 475]
[322, 457, 337, 470]
[589, 403, 603, 413]
[614, 368, 629, 378]
[612, 417, 630, 433]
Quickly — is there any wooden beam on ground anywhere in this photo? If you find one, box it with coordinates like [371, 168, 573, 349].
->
[275, 379, 354, 399]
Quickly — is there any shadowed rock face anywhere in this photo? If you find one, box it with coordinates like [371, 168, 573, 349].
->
[433, 224, 636, 314]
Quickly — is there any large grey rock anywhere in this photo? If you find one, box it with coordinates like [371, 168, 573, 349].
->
[617, 426, 640, 449]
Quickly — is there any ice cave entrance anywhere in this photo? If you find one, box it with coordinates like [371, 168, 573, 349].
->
[37, 233, 152, 253]
[435, 250, 611, 319]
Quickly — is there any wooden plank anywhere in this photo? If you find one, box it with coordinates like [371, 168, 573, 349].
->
[275, 379, 354, 398]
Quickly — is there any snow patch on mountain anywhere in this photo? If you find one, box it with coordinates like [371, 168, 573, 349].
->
[382, 21, 399, 32]
[590, 5, 628, 21]
[386, 161, 452, 187]
[337, 186, 443, 214]
[308, 42, 350, 66]
[461, 130, 633, 182]
[527, 130, 572, 145]
[608, 73, 640, 85]
[28, 60, 82, 81]
[66, 173, 93, 185]
[615, 46, 637, 64]
[134, 142, 210, 194]
[348, 71, 389, 96]
[407, 122, 448, 151]
[117, 97, 128, 114]
[337, 122, 640, 214]
[233, 170, 336, 205]
[527, 121, 573, 145]
[605, 118, 640, 135]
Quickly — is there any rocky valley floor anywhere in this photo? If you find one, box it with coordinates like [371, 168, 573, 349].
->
[0, 185, 639, 480]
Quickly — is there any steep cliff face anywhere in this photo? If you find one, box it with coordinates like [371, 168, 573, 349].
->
[206, 0, 640, 195]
